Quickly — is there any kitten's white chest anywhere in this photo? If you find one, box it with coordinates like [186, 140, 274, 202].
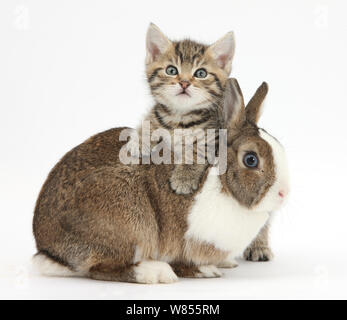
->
[185, 168, 269, 258]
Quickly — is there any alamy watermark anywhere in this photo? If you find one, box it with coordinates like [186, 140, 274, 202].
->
[13, 5, 30, 30]
[314, 4, 329, 30]
[119, 121, 228, 175]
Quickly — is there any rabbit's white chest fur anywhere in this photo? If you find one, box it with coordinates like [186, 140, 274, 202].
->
[185, 167, 269, 258]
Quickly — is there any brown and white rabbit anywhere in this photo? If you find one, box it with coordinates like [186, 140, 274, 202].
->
[32, 78, 289, 283]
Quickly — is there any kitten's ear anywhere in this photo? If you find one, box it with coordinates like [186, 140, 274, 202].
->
[146, 23, 172, 64]
[223, 78, 245, 133]
[208, 32, 235, 74]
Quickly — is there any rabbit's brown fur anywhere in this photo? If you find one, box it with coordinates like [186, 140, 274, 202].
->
[33, 127, 229, 281]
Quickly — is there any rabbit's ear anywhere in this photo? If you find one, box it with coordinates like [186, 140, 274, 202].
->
[245, 82, 269, 124]
[146, 23, 172, 64]
[223, 78, 246, 131]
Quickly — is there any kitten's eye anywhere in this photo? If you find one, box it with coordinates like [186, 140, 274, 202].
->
[243, 152, 259, 168]
[166, 66, 178, 76]
[194, 68, 207, 78]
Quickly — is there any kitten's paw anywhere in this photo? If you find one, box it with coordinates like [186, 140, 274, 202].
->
[134, 260, 178, 284]
[218, 259, 238, 269]
[169, 175, 199, 195]
[244, 246, 274, 262]
[197, 265, 223, 278]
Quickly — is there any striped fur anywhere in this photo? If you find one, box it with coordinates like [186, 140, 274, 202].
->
[139, 24, 235, 194]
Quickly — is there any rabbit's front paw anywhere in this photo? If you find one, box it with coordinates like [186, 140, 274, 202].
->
[169, 174, 199, 195]
[244, 246, 273, 262]
[197, 265, 222, 278]
[218, 259, 238, 269]
[134, 260, 178, 284]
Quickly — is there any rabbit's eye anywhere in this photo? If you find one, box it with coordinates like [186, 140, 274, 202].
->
[194, 68, 207, 78]
[243, 153, 258, 168]
[166, 65, 178, 76]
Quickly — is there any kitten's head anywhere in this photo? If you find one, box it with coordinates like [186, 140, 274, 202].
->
[145, 23, 235, 112]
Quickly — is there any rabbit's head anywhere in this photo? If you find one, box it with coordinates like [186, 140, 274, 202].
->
[220, 78, 290, 213]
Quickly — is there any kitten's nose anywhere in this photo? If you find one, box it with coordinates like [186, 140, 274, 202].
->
[179, 81, 191, 89]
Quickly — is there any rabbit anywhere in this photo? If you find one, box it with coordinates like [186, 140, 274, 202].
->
[32, 78, 289, 283]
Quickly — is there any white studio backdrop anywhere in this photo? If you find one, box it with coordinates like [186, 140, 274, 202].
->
[0, 0, 346, 299]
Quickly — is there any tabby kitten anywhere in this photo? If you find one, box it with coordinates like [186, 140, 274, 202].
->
[135, 23, 235, 194]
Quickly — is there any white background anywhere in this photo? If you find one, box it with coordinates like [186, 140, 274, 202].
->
[0, 0, 346, 299]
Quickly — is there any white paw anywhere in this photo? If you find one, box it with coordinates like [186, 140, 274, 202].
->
[197, 265, 222, 278]
[32, 253, 82, 277]
[134, 260, 178, 284]
[218, 259, 238, 269]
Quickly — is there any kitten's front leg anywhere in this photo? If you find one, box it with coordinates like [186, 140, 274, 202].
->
[169, 164, 207, 195]
[243, 224, 274, 262]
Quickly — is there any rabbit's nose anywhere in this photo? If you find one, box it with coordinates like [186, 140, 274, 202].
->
[278, 190, 288, 198]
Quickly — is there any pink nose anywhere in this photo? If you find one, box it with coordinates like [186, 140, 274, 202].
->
[179, 81, 190, 89]
[278, 190, 287, 198]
